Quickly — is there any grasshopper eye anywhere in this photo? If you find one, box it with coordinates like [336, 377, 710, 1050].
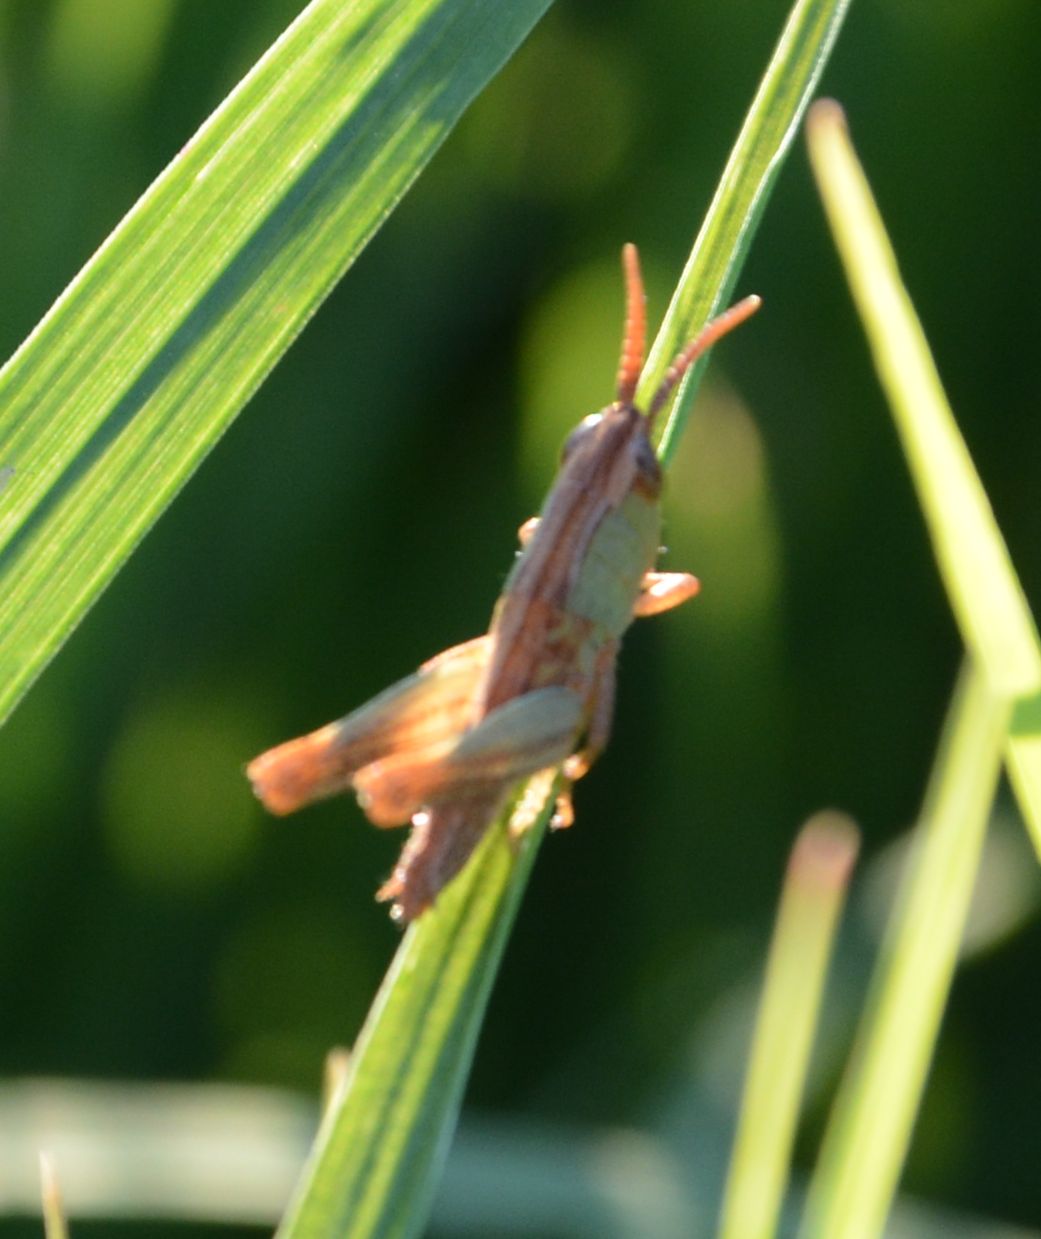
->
[633, 431, 662, 496]
[560, 413, 603, 462]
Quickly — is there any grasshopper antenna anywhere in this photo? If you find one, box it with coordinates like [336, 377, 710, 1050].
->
[647, 294, 762, 424]
[616, 243, 646, 405]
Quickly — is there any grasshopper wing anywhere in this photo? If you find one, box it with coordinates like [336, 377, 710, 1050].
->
[247, 636, 490, 815]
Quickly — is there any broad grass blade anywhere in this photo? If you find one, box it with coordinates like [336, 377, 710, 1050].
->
[0, 0, 552, 725]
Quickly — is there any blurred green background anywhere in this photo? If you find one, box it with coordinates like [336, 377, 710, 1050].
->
[2, 0, 1041, 1235]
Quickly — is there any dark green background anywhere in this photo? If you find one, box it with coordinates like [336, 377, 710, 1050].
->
[2, 0, 1040, 1234]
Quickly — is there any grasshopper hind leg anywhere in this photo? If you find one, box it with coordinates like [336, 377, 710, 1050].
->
[355, 684, 583, 829]
[377, 787, 507, 921]
[372, 684, 585, 919]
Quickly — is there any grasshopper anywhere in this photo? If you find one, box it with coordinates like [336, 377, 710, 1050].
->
[247, 245, 759, 921]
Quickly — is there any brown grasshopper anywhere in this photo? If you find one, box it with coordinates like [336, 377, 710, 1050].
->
[247, 245, 759, 921]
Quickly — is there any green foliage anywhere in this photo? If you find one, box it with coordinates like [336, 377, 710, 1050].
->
[806, 101, 1041, 843]
[0, 0, 552, 726]
[2, 3, 1041, 1239]
[720, 813, 859, 1239]
[801, 664, 1007, 1238]
[792, 100, 1041, 1239]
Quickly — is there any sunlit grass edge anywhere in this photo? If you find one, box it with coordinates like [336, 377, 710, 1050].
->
[806, 99, 1041, 854]
[718, 812, 859, 1239]
[799, 663, 1007, 1237]
[799, 100, 1035, 1237]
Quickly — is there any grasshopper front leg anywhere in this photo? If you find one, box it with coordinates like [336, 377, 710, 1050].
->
[517, 516, 540, 547]
[633, 571, 700, 618]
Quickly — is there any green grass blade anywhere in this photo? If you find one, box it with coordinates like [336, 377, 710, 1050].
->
[277, 776, 553, 1239]
[799, 663, 1008, 1238]
[0, 0, 552, 726]
[805, 100, 1041, 847]
[643, 0, 854, 465]
[719, 813, 859, 1239]
[274, 6, 852, 1236]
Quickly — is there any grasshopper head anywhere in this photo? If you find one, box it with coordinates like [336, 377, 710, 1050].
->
[555, 248, 760, 511]
[560, 404, 661, 499]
